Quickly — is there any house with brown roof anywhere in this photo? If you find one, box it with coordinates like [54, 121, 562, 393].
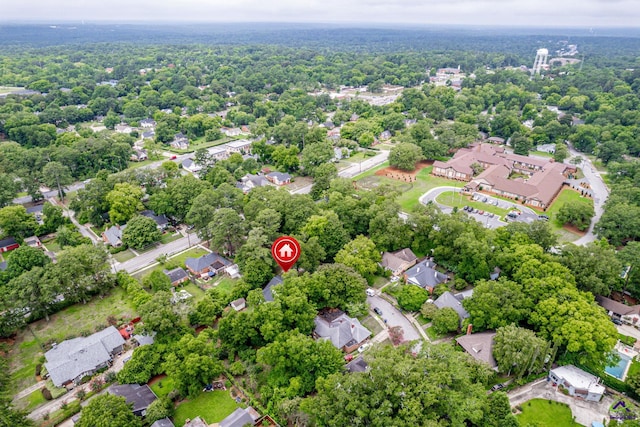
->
[434, 143, 575, 209]
[455, 331, 498, 370]
[380, 248, 418, 277]
[596, 295, 640, 325]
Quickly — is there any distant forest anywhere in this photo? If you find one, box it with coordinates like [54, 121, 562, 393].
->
[0, 23, 639, 67]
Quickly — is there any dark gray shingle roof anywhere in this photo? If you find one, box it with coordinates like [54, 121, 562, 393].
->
[108, 384, 157, 414]
[185, 253, 232, 273]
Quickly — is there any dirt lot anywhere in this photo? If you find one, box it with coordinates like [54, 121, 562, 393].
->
[374, 160, 433, 181]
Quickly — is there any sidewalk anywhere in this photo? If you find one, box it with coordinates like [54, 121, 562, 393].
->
[14, 380, 46, 401]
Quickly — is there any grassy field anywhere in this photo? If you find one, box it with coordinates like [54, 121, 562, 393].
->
[160, 232, 182, 245]
[426, 326, 447, 341]
[113, 249, 136, 263]
[183, 282, 207, 302]
[545, 188, 593, 225]
[627, 359, 640, 379]
[516, 399, 580, 427]
[41, 238, 62, 254]
[14, 388, 47, 412]
[173, 390, 240, 426]
[213, 277, 239, 295]
[357, 166, 465, 213]
[9, 287, 137, 395]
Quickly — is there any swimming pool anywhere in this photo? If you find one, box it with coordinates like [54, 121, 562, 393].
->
[605, 352, 632, 380]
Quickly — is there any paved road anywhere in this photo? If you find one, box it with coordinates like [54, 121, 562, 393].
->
[566, 145, 609, 245]
[366, 295, 420, 342]
[47, 198, 100, 244]
[291, 150, 390, 195]
[115, 232, 201, 273]
[13, 181, 88, 205]
[617, 324, 640, 341]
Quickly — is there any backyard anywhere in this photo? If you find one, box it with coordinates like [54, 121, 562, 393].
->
[173, 390, 240, 426]
[8, 287, 137, 395]
[516, 399, 580, 427]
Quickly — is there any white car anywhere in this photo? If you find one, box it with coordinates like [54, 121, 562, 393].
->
[358, 343, 372, 353]
[366, 288, 376, 297]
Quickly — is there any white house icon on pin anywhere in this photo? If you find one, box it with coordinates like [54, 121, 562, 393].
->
[279, 243, 293, 258]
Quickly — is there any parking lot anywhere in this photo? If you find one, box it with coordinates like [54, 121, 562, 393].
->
[465, 192, 540, 227]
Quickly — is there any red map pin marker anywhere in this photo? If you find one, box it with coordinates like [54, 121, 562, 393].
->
[271, 236, 301, 273]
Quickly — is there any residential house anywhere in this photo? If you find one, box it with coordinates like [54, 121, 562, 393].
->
[314, 309, 371, 353]
[380, 248, 418, 277]
[266, 172, 292, 186]
[102, 225, 125, 247]
[24, 236, 42, 249]
[115, 124, 133, 134]
[44, 326, 125, 387]
[132, 334, 155, 347]
[181, 158, 203, 174]
[596, 295, 640, 325]
[141, 130, 155, 139]
[455, 331, 498, 370]
[150, 419, 175, 427]
[230, 298, 246, 312]
[346, 355, 369, 373]
[548, 365, 605, 402]
[130, 148, 148, 162]
[433, 291, 470, 324]
[0, 236, 19, 253]
[107, 384, 157, 417]
[237, 174, 269, 193]
[263, 275, 283, 302]
[225, 139, 252, 155]
[220, 407, 261, 427]
[327, 128, 341, 141]
[220, 127, 242, 137]
[163, 267, 190, 286]
[404, 259, 448, 293]
[140, 210, 169, 230]
[487, 136, 505, 144]
[379, 130, 392, 141]
[185, 253, 233, 277]
[170, 133, 189, 150]
[139, 118, 156, 128]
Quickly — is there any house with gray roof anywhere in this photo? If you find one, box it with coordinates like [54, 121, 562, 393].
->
[185, 253, 232, 277]
[133, 333, 155, 347]
[140, 210, 169, 230]
[263, 275, 283, 302]
[237, 174, 269, 193]
[403, 259, 448, 293]
[314, 309, 371, 353]
[220, 407, 261, 427]
[346, 355, 369, 373]
[102, 225, 125, 247]
[44, 326, 125, 387]
[150, 419, 175, 427]
[107, 384, 157, 417]
[266, 171, 291, 186]
[163, 267, 189, 286]
[433, 291, 470, 324]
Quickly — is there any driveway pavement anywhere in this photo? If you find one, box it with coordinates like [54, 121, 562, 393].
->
[114, 232, 201, 273]
[508, 378, 614, 426]
[419, 187, 538, 229]
[366, 295, 420, 342]
[566, 145, 610, 246]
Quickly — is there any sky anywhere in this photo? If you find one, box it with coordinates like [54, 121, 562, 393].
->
[2, 0, 640, 28]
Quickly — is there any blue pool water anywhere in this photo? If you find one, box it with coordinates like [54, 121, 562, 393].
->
[605, 352, 632, 380]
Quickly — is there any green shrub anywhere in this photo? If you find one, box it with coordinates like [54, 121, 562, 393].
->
[41, 387, 52, 400]
[35, 364, 42, 376]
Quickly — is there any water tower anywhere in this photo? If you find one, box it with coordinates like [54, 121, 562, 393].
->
[532, 48, 549, 75]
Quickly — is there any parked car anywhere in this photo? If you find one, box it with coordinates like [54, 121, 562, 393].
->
[613, 318, 623, 325]
[538, 214, 550, 221]
[478, 210, 484, 215]
[493, 200, 499, 206]
[373, 307, 383, 316]
[482, 197, 488, 202]
[488, 213, 495, 218]
[507, 212, 518, 219]
[491, 383, 505, 391]
[366, 288, 376, 297]
[358, 343, 372, 353]
[170, 155, 177, 160]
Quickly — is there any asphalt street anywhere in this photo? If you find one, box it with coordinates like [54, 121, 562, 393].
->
[366, 294, 421, 342]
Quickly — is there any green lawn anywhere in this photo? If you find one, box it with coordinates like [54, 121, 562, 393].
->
[361, 315, 383, 336]
[9, 287, 137, 395]
[150, 376, 176, 398]
[214, 277, 239, 295]
[126, 159, 156, 170]
[173, 390, 240, 426]
[371, 276, 389, 289]
[160, 232, 182, 245]
[530, 150, 554, 158]
[182, 282, 207, 302]
[627, 360, 640, 379]
[41, 238, 62, 254]
[435, 191, 510, 217]
[357, 165, 466, 213]
[170, 247, 210, 268]
[113, 249, 136, 263]
[426, 326, 446, 341]
[516, 399, 580, 427]
[14, 388, 47, 412]
[545, 188, 594, 227]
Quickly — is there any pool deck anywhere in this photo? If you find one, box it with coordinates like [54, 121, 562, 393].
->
[606, 343, 638, 381]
